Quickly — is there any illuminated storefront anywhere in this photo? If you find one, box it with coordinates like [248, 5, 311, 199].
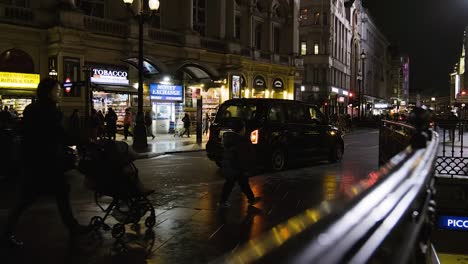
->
[88, 64, 136, 127]
[150, 83, 184, 134]
[0, 72, 40, 117]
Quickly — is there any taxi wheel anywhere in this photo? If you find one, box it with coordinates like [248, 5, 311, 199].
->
[271, 148, 287, 171]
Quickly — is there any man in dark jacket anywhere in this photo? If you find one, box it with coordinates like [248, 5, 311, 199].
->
[2, 78, 90, 247]
[218, 119, 261, 208]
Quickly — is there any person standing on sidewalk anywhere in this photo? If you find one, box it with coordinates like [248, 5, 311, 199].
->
[123, 108, 134, 140]
[145, 110, 155, 140]
[181, 113, 191, 138]
[2, 78, 91, 247]
[218, 119, 261, 208]
[203, 113, 210, 135]
[105, 107, 117, 140]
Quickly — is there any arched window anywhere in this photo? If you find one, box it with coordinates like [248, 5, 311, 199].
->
[0, 48, 34, 73]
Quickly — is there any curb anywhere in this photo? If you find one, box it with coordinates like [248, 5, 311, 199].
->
[135, 148, 206, 159]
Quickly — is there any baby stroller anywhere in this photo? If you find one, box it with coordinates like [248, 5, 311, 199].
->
[78, 139, 156, 253]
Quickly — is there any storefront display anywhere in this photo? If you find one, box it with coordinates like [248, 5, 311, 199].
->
[150, 83, 184, 134]
[0, 71, 40, 117]
[88, 64, 134, 126]
[1, 97, 32, 117]
[93, 92, 132, 126]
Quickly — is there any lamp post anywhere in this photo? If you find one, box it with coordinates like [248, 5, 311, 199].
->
[360, 51, 367, 120]
[123, 0, 159, 150]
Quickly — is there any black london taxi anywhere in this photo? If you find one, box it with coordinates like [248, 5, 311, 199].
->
[206, 98, 344, 171]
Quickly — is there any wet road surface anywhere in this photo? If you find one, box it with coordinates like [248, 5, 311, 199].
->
[0, 128, 379, 264]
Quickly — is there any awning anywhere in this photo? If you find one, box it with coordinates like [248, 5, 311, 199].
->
[92, 84, 138, 94]
[0, 89, 36, 97]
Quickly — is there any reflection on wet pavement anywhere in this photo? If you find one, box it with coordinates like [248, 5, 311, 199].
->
[0, 128, 378, 264]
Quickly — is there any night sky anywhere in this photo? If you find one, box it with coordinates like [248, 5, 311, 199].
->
[366, 0, 468, 96]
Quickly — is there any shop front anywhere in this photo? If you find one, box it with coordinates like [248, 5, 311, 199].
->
[88, 64, 135, 127]
[0, 71, 40, 117]
[150, 83, 184, 134]
[252, 75, 267, 98]
[272, 78, 286, 99]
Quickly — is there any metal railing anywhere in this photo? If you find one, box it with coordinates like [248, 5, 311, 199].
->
[213, 111, 440, 264]
[379, 120, 416, 165]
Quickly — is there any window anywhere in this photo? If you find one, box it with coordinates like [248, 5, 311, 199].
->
[268, 104, 285, 123]
[273, 26, 280, 53]
[313, 12, 320, 25]
[308, 106, 324, 124]
[301, 42, 307, 55]
[78, 0, 104, 18]
[313, 68, 319, 84]
[255, 23, 263, 49]
[299, 8, 308, 22]
[0, 0, 29, 7]
[235, 15, 241, 40]
[314, 42, 319, 55]
[193, 0, 206, 36]
[287, 104, 306, 122]
[216, 103, 258, 121]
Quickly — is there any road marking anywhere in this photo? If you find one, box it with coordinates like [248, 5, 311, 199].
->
[209, 224, 225, 240]
[281, 192, 289, 200]
[267, 209, 274, 215]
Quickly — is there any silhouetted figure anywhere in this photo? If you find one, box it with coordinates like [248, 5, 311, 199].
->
[145, 110, 155, 140]
[105, 107, 117, 141]
[203, 113, 210, 135]
[96, 110, 105, 140]
[3, 78, 91, 248]
[218, 119, 260, 208]
[181, 113, 191, 137]
[88, 109, 100, 143]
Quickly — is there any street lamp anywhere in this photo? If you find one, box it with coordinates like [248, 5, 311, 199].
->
[123, 0, 160, 150]
[360, 51, 367, 120]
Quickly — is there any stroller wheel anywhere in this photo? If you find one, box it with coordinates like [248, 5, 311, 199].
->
[111, 224, 126, 239]
[145, 216, 156, 228]
[90, 216, 103, 228]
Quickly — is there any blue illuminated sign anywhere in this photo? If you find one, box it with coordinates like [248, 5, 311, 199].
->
[438, 215, 468, 230]
[150, 83, 183, 101]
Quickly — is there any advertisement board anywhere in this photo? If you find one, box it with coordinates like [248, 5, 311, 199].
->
[0, 72, 40, 89]
[232, 75, 241, 99]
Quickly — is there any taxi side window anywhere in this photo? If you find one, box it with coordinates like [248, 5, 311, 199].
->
[268, 104, 285, 123]
[287, 103, 307, 123]
[308, 106, 323, 124]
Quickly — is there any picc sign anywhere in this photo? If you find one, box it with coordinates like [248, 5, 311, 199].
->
[438, 215, 468, 230]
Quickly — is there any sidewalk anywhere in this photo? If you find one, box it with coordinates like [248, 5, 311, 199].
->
[116, 133, 209, 159]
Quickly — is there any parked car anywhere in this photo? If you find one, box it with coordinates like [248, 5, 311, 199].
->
[206, 99, 344, 171]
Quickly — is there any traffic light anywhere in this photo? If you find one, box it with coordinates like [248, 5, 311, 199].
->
[348, 92, 358, 106]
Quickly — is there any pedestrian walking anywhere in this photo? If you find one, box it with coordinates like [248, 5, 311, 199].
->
[105, 107, 117, 141]
[123, 108, 134, 140]
[181, 113, 191, 137]
[145, 110, 155, 140]
[218, 119, 261, 208]
[96, 110, 105, 140]
[203, 113, 210, 135]
[88, 109, 100, 143]
[2, 78, 91, 247]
